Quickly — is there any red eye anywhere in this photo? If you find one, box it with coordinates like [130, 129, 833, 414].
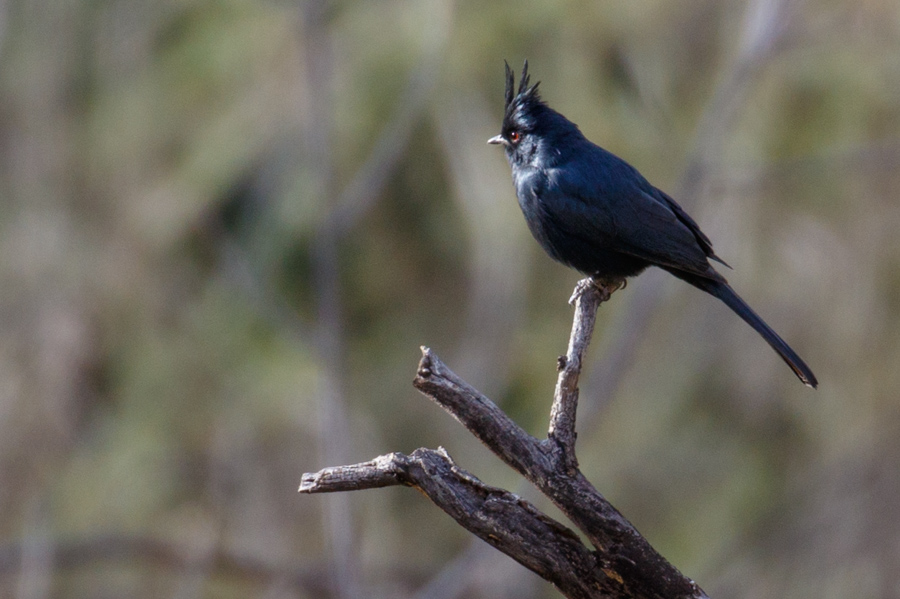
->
[509, 131, 520, 143]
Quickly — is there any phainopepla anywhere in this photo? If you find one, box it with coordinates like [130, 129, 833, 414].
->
[489, 61, 817, 388]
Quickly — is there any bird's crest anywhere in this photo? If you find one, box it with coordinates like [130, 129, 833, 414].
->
[503, 60, 542, 120]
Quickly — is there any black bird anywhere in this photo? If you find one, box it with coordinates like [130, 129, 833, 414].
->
[489, 62, 817, 388]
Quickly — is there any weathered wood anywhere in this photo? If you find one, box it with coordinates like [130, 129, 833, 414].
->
[301, 280, 709, 599]
[303, 448, 619, 599]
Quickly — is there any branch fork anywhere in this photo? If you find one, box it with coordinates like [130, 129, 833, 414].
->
[301, 278, 708, 599]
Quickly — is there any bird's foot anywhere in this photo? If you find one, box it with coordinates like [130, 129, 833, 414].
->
[568, 277, 626, 306]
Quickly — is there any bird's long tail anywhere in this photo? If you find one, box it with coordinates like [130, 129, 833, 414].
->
[681, 275, 818, 388]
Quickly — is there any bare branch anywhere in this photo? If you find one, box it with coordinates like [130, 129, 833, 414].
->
[300, 453, 411, 493]
[303, 449, 619, 599]
[303, 287, 709, 598]
[548, 279, 616, 469]
[413, 347, 707, 599]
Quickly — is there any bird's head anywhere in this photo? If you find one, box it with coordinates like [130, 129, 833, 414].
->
[488, 61, 581, 166]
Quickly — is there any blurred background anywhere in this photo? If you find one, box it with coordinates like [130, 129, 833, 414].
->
[0, 0, 898, 597]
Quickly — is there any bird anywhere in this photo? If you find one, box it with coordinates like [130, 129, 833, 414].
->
[488, 61, 817, 388]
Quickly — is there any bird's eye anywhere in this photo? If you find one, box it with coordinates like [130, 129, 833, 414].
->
[509, 131, 520, 143]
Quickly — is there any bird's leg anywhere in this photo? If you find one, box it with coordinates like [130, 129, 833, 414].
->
[568, 277, 625, 306]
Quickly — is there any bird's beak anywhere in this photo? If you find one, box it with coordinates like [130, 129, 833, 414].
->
[487, 134, 506, 146]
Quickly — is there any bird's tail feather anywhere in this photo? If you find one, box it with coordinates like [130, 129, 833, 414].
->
[682, 276, 817, 388]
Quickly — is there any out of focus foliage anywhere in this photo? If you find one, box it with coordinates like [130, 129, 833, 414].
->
[1, 0, 898, 597]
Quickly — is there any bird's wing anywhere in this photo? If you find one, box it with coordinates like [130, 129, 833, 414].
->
[614, 187, 718, 277]
[654, 189, 730, 268]
[544, 168, 718, 279]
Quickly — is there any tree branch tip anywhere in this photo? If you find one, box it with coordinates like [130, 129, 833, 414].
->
[415, 346, 439, 379]
[298, 472, 319, 493]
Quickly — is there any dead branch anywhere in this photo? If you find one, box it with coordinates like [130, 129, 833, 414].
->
[301, 280, 709, 599]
